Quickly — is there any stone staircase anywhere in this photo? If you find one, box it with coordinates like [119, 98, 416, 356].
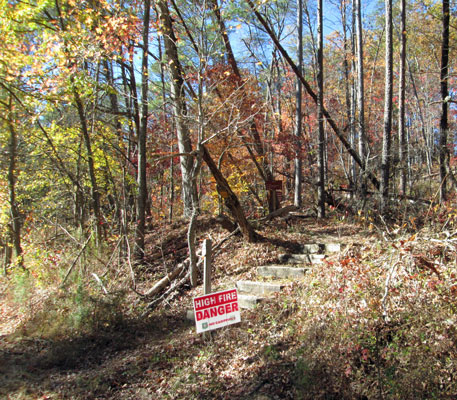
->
[236, 242, 341, 309]
[187, 242, 342, 320]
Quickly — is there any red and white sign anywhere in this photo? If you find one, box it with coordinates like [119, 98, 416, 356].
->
[193, 288, 241, 333]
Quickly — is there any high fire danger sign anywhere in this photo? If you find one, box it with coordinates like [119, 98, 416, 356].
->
[193, 288, 241, 333]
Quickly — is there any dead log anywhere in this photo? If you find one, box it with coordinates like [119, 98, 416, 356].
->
[143, 262, 187, 297]
[140, 227, 240, 300]
[258, 205, 298, 222]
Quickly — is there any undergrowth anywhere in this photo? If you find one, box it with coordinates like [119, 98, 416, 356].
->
[2, 206, 457, 399]
[2, 228, 130, 340]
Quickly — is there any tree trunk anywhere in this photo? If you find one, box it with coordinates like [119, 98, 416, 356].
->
[355, 0, 366, 194]
[406, 58, 431, 174]
[341, 0, 355, 190]
[294, 0, 303, 208]
[381, 0, 393, 211]
[440, 0, 450, 203]
[157, 0, 197, 217]
[7, 101, 23, 270]
[398, 0, 407, 196]
[209, 0, 240, 78]
[135, 0, 151, 260]
[73, 89, 103, 242]
[317, 0, 325, 218]
[157, 36, 175, 223]
[350, 1, 358, 190]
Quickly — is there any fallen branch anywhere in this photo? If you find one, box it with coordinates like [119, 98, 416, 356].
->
[381, 257, 399, 320]
[60, 232, 93, 287]
[257, 205, 298, 222]
[139, 227, 241, 313]
[125, 236, 136, 290]
[91, 272, 108, 295]
[141, 268, 190, 316]
[142, 263, 187, 298]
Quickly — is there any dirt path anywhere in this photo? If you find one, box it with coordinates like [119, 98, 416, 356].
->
[0, 218, 376, 399]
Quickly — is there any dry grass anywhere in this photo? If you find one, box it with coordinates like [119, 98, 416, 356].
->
[1, 211, 457, 399]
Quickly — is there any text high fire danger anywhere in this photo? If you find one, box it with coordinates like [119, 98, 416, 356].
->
[193, 288, 241, 333]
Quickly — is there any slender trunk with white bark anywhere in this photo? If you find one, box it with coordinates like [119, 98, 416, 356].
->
[355, 0, 366, 194]
[381, 0, 393, 211]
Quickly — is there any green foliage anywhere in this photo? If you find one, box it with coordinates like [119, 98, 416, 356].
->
[12, 269, 32, 305]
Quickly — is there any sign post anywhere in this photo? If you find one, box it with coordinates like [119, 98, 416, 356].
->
[266, 180, 283, 210]
[193, 288, 241, 333]
[203, 239, 212, 296]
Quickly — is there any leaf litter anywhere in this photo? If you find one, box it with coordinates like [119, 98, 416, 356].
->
[1, 215, 457, 399]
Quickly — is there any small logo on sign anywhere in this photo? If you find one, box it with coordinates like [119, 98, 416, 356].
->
[202, 322, 208, 330]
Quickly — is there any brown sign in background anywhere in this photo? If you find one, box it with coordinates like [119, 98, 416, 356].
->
[266, 180, 282, 191]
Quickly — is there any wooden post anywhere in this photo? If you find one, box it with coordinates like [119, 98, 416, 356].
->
[202, 239, 212, 340]
[203, 239, 212, 295]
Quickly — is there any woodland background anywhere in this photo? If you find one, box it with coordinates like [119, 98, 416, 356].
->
[1, 0, 457, 398]
[1, 0, 456, 269]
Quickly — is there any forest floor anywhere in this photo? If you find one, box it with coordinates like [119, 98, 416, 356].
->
[1, 208, 457, 399]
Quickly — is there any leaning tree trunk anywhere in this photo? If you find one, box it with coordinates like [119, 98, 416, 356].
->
[210, 0, 278, 212]
[247, 0, 381, 192]
[55, 2, 103, 243]
[73, 89, 103, 243]
[202, 146, 257, 243]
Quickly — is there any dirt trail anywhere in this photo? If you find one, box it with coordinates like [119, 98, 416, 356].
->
[0, 218, 376, 399]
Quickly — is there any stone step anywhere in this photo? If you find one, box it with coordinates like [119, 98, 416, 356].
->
[278, 253, 326, 265]
[257, 265, 307, 278]
[236, 280, 284, 295]
[301, 243, 322, 254]
[238, 294, 265, 309]
[323, 243, 341, 253]
[300, 243, 342, 254]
